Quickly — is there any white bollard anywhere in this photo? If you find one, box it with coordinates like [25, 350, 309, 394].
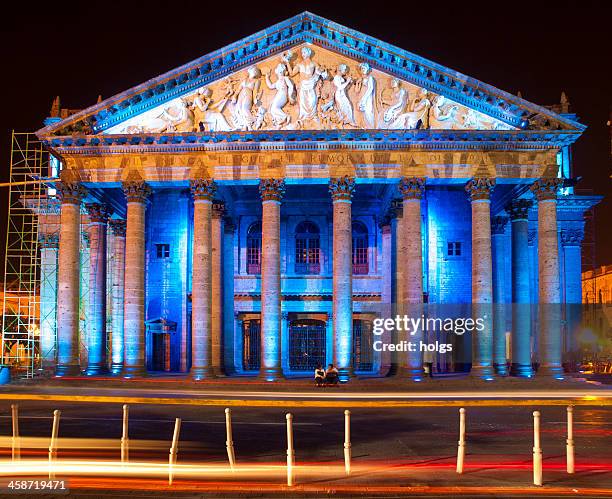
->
[48, 410, 61, 479]
[11, 404, 20, 461]
[121, 404, 129, 463]
[225, 408, 236, 470]
[533, 410, 542, 486]
[344, 410, 351, 476]
[566, 406, 575, 474]
[456, 408, 466, 474]
[168, 418, 181, 485]
[286, 413, 295, 487]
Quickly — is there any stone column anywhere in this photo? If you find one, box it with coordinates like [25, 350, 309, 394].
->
[85, 203, 111, 375]
[531, 178, 563, 378]
[491, 216, 508, 376]
[329, 176, 355, 382]
[561, 229, 584, 366]
[223, 221, 236, 373]
[508, 200, 533, 377]
[380, 221, 392, 374]
[398, 177, 425, 380]
[190, 179, 216, 380]
[39, 234, 59, 370]
[121, 180, 151, 378]
[211, 201, 225, 375]
[56, 181, 86, 376]
[465, 178, 495, 380]
[109, 219, 126, 374]
[259, 179, 285, 381]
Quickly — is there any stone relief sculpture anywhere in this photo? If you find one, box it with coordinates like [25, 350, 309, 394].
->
[231, 66, 262, 131]
[264, 63, 296, 127]
[107, 44, 515, 134]
[356, 63, 379, 129]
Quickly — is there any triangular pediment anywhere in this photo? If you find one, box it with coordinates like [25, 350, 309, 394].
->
[37, 11, 583, 138]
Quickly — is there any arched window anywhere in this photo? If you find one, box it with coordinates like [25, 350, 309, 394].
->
[352, 221, 368, 275]
[295, 221, 320, 275]
[247, 222, 262, 275]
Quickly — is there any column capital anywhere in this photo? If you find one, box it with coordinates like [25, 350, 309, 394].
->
[212, 200, 226, 218]
[57, 181, 87, 204]
[329, 176, 355, 201]
[530, 178, 562, 201]
[122, 180, 152, 203]
[190, 178, 217, 201]
[491, 216, 508, 235]
[259, 178, 285, 202]
[109, 219, 127, 237]
[85, 203, 112, 223]
[398, 177, 426, 200]
[561, 229, 584, 246]
[508, 199, 532, 221]
[465, 177, 495, 201]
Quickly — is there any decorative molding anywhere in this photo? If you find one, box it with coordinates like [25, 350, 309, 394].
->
[212, 200, 226, 218]
[259, 178, 285, 202]
[561, 229, 584, 246]
[329, 175, 355, 201]
[109, 219, 127, 237]
[121, 180, 152, 203]
[398, 177, 425, 200]
[508, 199, 532, 221]
[85, 203, 112, 223]
[190, 178, 217, 201]
[39, 233, 59, 248]
[465, 177, 495, 201]
[530, 178, 562, 201]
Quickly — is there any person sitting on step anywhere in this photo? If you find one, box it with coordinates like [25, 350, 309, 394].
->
[324, 363, 340, 385]
[314, 364, 325, 387]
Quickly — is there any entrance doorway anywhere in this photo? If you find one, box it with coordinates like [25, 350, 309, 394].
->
[289, 318, 326, 371]
[242, 318, 261, 371]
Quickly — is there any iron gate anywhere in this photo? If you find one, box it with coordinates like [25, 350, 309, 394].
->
[242, 319, 261, 370]
[353, 319, 374, 371]
[289, 319, 326, 371]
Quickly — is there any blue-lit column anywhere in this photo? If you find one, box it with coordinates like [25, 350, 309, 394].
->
[491, 216, 508, 376]
[561, 229, 584, 365]
[259, 179, 285, 381]
[56, 180, 86, 376]
[398, 177, 425, 381]
[190, 179, 216, 380]
[39, 234, 59, 370]
[85, 203, 111, 375]
[465, 178, 495, 380]
[109, 219, 126, 374]
[531, 178, 563, 379]
[121, 180, 151, 378]
[509, 200, 533, 377]
[329, 176, 355, 382]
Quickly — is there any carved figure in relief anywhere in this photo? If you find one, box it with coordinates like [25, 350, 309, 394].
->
[430, 95, 459, 125]
[288, 47, 323, 126]
[160, 99, 195, 132]
[332, 64, 356, 127]
[231, 66, 262, 130]
[192, 88, 233, 132]
[387, 88, 431, 130]
[356, 63, 379, 128]
[381, 78, 408, 126]
[264, 63, 296, 127]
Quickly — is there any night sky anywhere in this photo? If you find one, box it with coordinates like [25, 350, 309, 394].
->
[0, 0, 610, 265]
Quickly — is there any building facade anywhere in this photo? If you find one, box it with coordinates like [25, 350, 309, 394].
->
[34, 12, 601, 381]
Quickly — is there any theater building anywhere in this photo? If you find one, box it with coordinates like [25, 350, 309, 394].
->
[34, 12, 600, 381]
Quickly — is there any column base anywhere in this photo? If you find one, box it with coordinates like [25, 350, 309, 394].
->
[510, 363, 534, 378]
[469, 365, 495, 381]
[85, 364, 109, 376]
[121, 366, 148, 379]
[212, 367, 226, 377]
[337, 367, 354, 383]
[258, 367, 284, 382]
[110, 363, 124, 376]
[537, 365, 565, 380]
[55, 364, 82, 377]
[395, 366, 425, 382]
[189, 367, 215, 381]
[493, 363, 509, 376]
